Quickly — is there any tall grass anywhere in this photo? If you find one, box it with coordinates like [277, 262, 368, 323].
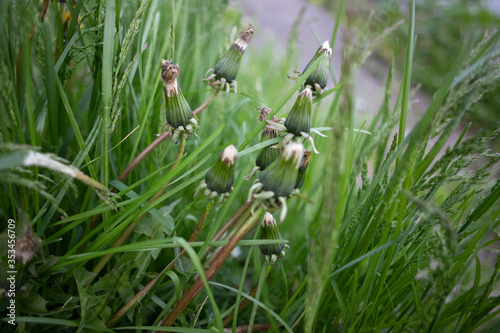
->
[1, 0, 499, 332]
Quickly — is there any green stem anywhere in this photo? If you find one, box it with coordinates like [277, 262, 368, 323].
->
[116, 92, 214, 182]
[248, 265, 271, 332]
[88, 137, 187, 285]
[188, 200, 213, 242]
[223, 264, 271, 328]
[159, 207, 265, 327]
[107, 202, 256, 327]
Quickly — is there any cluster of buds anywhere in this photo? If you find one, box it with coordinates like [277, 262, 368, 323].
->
[289, 41, 333, 95]
[195, 145, 238, 199]
[248, 142, 304, 222]
[161, 59, 199, 141]
[245, 127, 281, 180]
[202, 24, 254, 94]
[258, 212, 289, 265]
[265, 86, 327, 154]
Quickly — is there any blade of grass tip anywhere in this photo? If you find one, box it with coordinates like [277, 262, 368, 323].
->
[328, 0, 343, 86]
[238, 56, 324, 150]
[101, 0, 116, 186]
[397, 0, 415, 149]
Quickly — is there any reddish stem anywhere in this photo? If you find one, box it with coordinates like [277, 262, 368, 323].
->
[159, 207, 264, 328]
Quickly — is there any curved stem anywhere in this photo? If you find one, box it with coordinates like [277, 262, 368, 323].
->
[107, 201, 248, 327]
[193, 90, 217, 116]
[149, 136, 186, 202]
[159, 207, 265, 328]
[117, 131, 171, 182]
[201, 200, 253, 262]
[106, 265, 166, 327]
[116, 91, 215, 182]
[88, 137, 186, 285]
[189, 200, 213, 242]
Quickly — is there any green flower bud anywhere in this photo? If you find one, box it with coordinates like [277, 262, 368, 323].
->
[258, 212, 285, 261]
[295, 149, 311, 189]
[204, 145, 238, 195]
[258, 142, 302, 197]
[284, 87, 313, 135]
[302, 41, 332, 91]
[161, 59, 193, 128]
[256, 128, 280, 170]
[213, 24, 254, 82]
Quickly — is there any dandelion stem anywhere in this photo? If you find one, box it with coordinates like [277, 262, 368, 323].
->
[201, 200, 253, 263]
[117, 92, 216, 182]
[88, 137, 187, 285]
[193, 90, 217, 116]
[118, 131, 171, 181]
[189, 200, 213, 242]
[107, 201, 253, 327]
[159, 207, 265, 328]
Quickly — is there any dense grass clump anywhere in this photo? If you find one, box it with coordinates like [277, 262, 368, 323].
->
[1, 0, 499, 332]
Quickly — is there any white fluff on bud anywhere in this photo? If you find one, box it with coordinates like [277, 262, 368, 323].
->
[220, 144, 238, 166]
[282, 142, 303, 167]
[320, 41, 333, 57]
[262, 212, 276, 227]
[300, 86, 313, 100]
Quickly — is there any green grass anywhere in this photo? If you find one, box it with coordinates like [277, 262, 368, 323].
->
[1, 0, 500, 332]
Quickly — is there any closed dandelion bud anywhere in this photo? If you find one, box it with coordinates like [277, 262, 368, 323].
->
[256, 128, 280, 170]
[303, 41, 332, 91]
[284, 87, 313, 135]
[161, 59, 193, 128]
[295, 149, 311, 189]
[213, 24, 254, 82]
[259, 213, 285, 262]
[204, 145, 238, 195]
[258, 142, 302, 197]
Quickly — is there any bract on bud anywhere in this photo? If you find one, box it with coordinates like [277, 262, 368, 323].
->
[284, 87, 313, 135]
[259, 212, 286, 264]
[214, 24, 254, 82]
[256, 128, 281, 170]
[302, 41, 332, 93]
[161, 59, 193, 128]
[203, 24, 254, 94]
[295, 149, 311, 189]
[258, 142, 302, 197]
[202, 145, 238, 197]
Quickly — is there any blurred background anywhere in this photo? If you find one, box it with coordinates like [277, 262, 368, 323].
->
[237, 0, 500, 130]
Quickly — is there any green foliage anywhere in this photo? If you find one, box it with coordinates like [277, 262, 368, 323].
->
[1, 0, 499, 332]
